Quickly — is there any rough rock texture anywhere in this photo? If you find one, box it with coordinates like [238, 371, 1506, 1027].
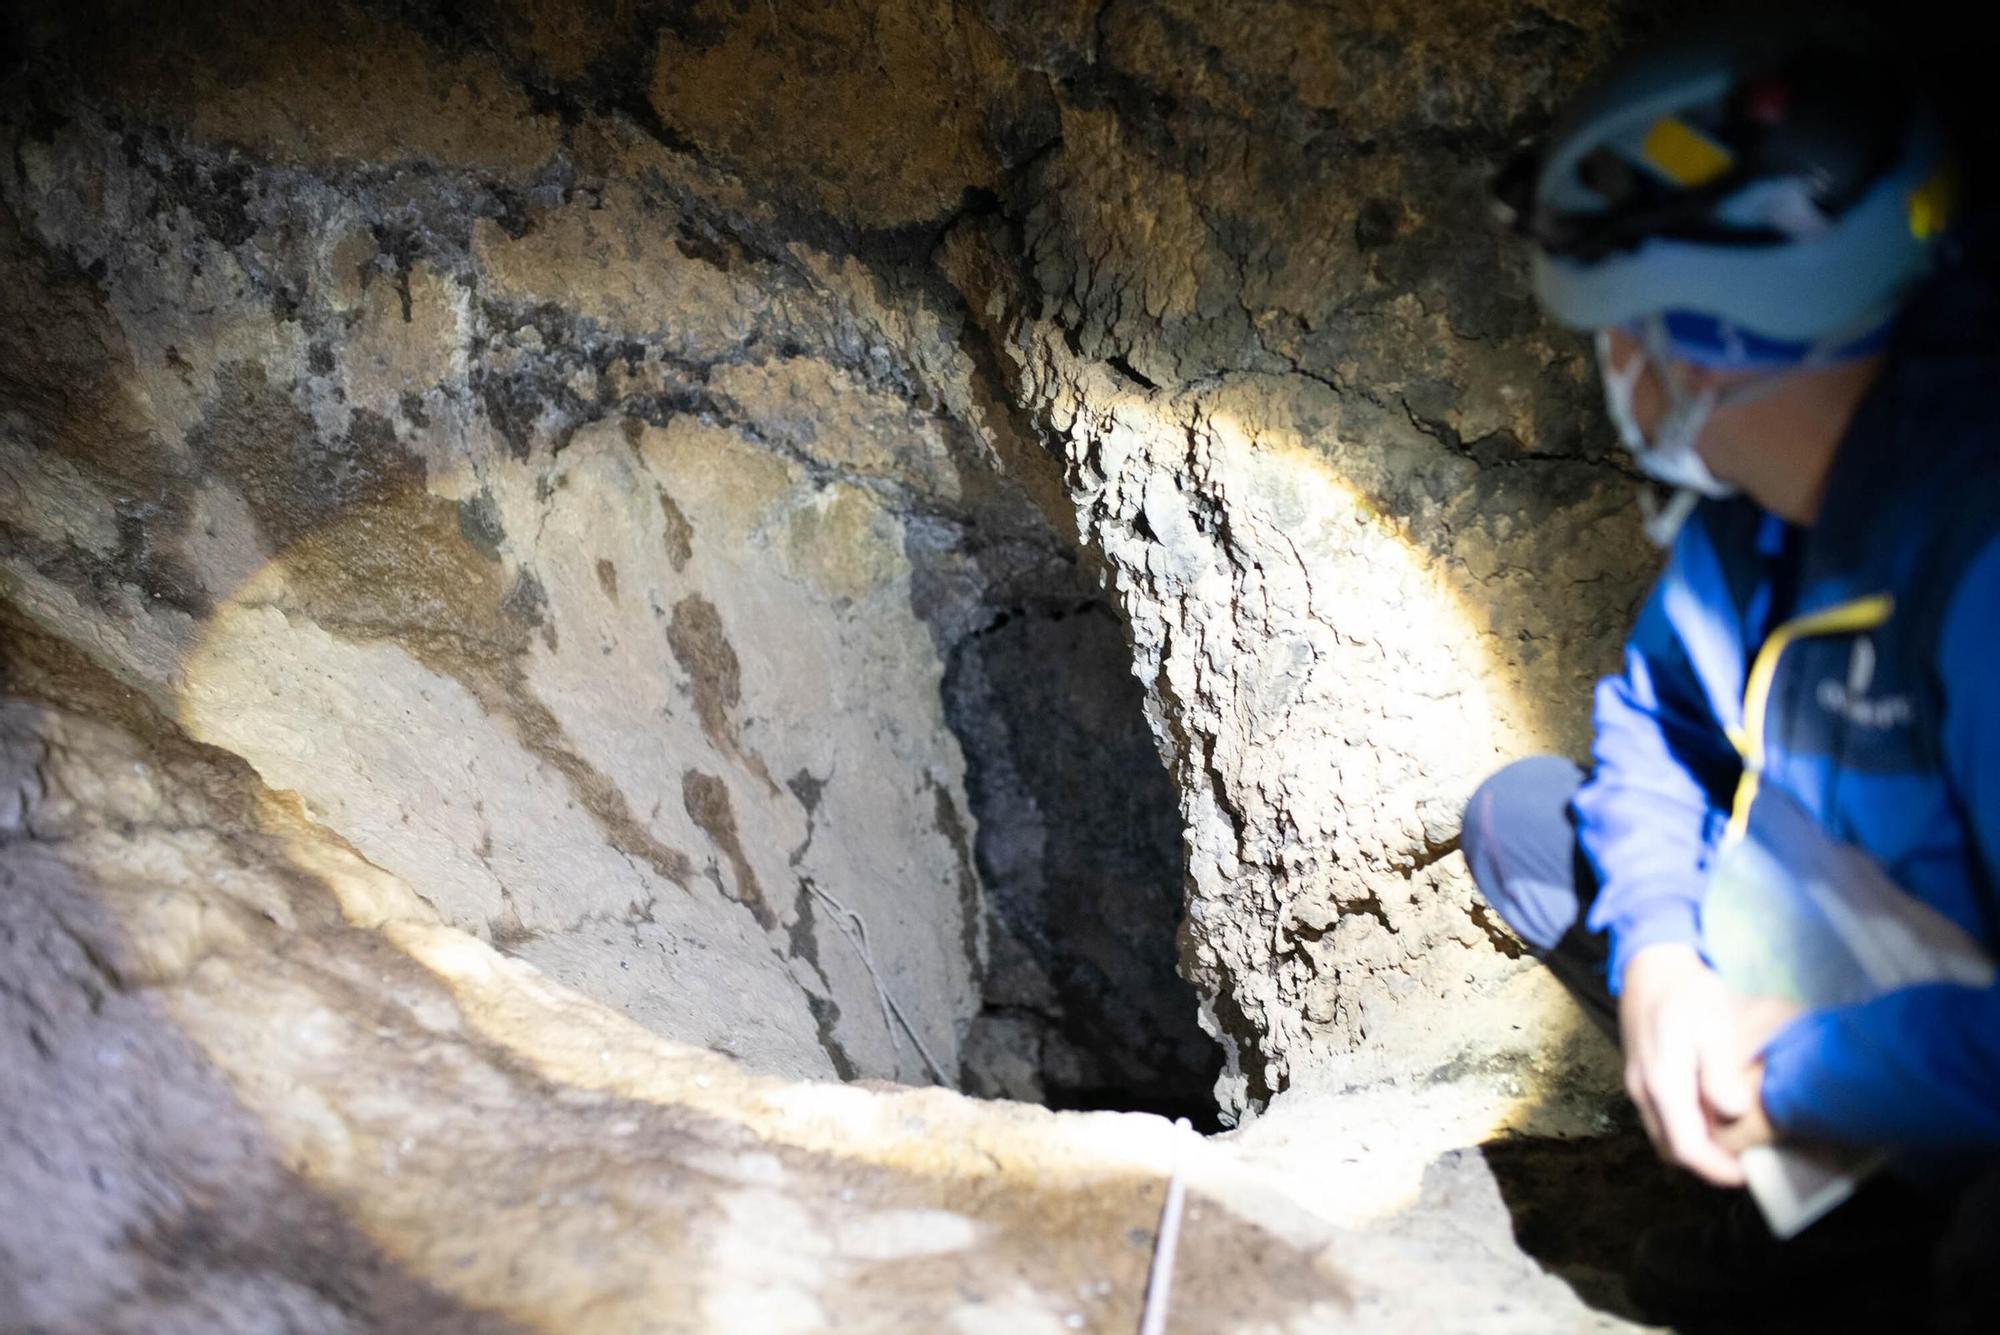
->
[939, 0, 1658, 1114]
[0, 0, 1252, 1112]
[3, 647, 1663, 1331]
[3, 0, 1686, 1326]
[0, 0, 1070, 1090]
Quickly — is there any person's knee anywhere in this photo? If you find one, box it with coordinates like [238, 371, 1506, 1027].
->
[1461, 755, 1581, 878]
[1460, 755, 1586, 953]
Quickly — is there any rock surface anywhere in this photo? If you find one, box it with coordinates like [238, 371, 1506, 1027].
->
[0, 5, 1043, 1089]
[940, 0, 1658, 1113]
[4, 646, 1665, 1330]
[4, 0, 1679, 1327]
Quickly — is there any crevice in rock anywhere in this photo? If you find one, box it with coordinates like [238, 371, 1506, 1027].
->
[943, 596, 1222, 1127]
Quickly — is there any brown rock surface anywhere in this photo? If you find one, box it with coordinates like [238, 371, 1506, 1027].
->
[2, 0, 1677, 1326]
[939, 0, 1654, 1113]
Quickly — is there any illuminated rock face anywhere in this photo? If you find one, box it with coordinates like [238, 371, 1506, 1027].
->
[0, 111, 997, 1085]
[947, 3, 1662, 1114]
[3, 671, 1639, 1331]
[5, 0, 1663, 1326]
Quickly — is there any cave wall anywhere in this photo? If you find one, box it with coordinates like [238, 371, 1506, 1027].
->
[0, 651, 1366, 1332]
[0, 0, 1705, 1324]
[0, 0, 1094, 1089]
[7, 639, 1640, 1330]
[942, 0, 1661, 1114]
[2, 0, 1662, 1141]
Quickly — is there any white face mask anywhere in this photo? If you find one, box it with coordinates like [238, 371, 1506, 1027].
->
[1594, 328, 1737, 498]
[1594, 319, 1805, 546]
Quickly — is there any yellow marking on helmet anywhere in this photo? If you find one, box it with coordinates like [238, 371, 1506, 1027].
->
[1640, 116, 1734, 187]
[1908, 168, 1959, 241]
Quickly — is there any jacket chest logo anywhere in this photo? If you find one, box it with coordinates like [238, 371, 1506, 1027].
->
[1726, 593, 1897, 843]
[1813, 637, 1915, 731]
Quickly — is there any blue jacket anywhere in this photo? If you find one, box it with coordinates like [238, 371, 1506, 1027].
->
[1572, 258, 2000, 1155]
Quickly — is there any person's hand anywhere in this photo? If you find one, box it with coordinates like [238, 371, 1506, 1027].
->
[1617, 943, 1802, 1185]
[1714, 1061, 1778, 1158]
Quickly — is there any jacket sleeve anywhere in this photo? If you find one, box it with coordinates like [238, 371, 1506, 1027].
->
[1760, 536, 2000, 1152]
[1573, 527, 1746, 991]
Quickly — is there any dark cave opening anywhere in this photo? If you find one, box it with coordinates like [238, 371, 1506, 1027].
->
[944, 597, 1224, 1131]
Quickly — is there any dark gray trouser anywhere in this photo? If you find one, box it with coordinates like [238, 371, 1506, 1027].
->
[1460, 754, 2000, 1315]
[1459, 754, 1616, 1037]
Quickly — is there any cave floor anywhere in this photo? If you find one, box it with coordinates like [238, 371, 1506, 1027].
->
[7, 689, 1944, 1333]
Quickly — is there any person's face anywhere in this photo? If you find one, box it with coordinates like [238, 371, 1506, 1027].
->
[1598, 327, 1891, 527]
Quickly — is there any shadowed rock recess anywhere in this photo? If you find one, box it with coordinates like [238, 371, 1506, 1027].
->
[3, 1, 1692, 1329]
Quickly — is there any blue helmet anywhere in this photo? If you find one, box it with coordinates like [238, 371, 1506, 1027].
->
[1494, 17, 1959, 367]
